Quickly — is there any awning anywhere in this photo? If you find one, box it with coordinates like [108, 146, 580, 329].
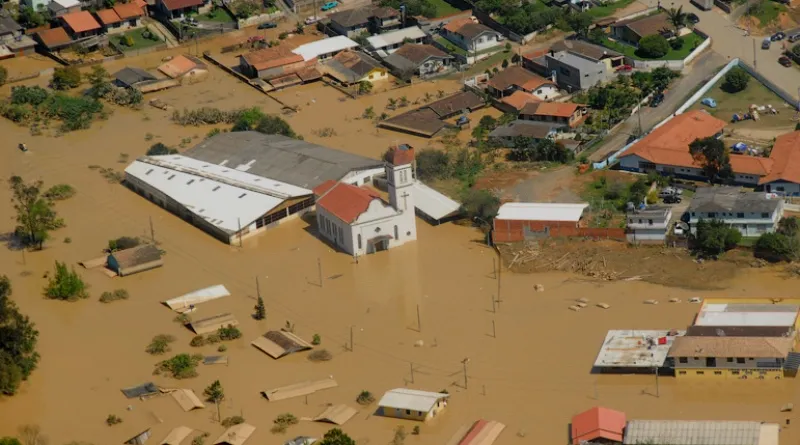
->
[367, 235, 392, 244]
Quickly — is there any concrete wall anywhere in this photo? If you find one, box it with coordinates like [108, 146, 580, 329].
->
[316, 201, 403, 256]
[236, 10, 284, 29]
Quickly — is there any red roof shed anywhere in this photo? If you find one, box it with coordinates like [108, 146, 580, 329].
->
[571, 406, 626, 445]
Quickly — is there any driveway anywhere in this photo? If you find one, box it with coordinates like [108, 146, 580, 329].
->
[588, 50, 727, 162]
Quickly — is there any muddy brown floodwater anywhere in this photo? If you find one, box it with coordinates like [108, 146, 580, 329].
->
[2, 57, 800, 445]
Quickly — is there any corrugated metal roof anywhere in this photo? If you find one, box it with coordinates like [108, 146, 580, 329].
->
[261, 378, 338, 401]
[495, 202, 589, 222]
[161, 426, 193, 445]
[413, 181, 461, 221]
[213, 423, 255, 445]
[367, 26, 426, 49]
[171, 389, 205, 411]
[378, 388, 449, 413]
[189, 313, 238, 335]
[164, 285, 230, 312]
[312, 404, 358, 425]
[293, 36, 359, 61]
[623, 420, 774, 445]
[695, 311, 797, 327]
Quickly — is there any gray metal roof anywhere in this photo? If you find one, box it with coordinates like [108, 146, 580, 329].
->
[183, 132, 383, 189]
[488, 120, 558, 139]
[687, 187, 781, 214]
[0, 11, 23, 36]
[113, 67, 157, 87]
[548, 50, 602, 71]
[623, 420, 775, 445]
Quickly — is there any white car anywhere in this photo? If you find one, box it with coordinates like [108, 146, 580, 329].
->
[304, 16, 319, 25]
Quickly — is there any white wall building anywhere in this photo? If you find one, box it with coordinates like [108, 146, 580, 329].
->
[687, 187, 784, 237]
[314, 145, 417, 256]
[440, 17, 503, 53]
[626, 207, 672, 244]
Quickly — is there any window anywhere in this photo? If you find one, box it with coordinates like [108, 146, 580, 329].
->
[678, 371, 687, 375]
[648, 219, 653, 225]
[559, 67, 571, 76]
[696, 371, 704, 375]
[714, 371, 722, 375]
[358, 234, 362, 249]
[679, 357, 688, 363]
[394, 225, 399, 239]
[737, 213, 744, 218]
[406, 410, 411, 415]
[638, 219, 642, 224]
[708, 212, 716, 218]
[737, 358, 745, 364]
[748, 357, 754, 360]
[732, 371, 740, 375]
[761, 213, 769, 218]
[727, 358, 733, 363]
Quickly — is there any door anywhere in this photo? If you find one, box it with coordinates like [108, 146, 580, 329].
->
[375, 240, 389, 252]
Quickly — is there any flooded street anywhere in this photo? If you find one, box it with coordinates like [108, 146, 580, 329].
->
[1, 54, 800, 445]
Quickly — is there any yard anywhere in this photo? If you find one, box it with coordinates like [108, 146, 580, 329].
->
[747, 0, 785, 27]
[689, 72, 796, 130]
[198, 7, 235, 22]
[586, 0, 637, 18]
[116, 28, 165, 51]
[427, 0, 462, 18]
[434, 35, 467, 56]
[599, 32, 705, 60]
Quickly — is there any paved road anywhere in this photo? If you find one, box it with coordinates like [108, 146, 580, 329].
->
[588, 50, 727, 162]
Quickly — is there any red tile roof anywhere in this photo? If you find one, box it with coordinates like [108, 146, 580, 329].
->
[760, 131, 800, 185]
[313, 180, 382, 224]
[571, 407, 626, 445]
[95, 8, 122, 25]
[113, 2, 145, 19]
[620, 110, 726, 168]
[388, 145, 414, 166]
[443, 17, 472, 33]
[62, 11, 101, 33]
[133, 0, 147, 8]
[160, 0, 203, 11]
[501, 90, 540, 111]
[37, 27, 72, 47]
[522, 101, 584, 118]
[242, 46, 305, 71]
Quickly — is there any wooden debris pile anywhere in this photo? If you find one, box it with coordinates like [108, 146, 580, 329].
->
[505, 242, 621, 281]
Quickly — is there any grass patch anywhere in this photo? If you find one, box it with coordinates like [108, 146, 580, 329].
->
[689, 73, 793, 128]
[99, 289, 129, 303]
[748, 1, 785, 26]
[586, 0, 636, 18]
[737, 237, 758, 247]
[434, 36, 466, 56]
[118, 28, 164, 50]
[201, 7, 234, 22]
[427, 0, 461, 17]
[463, 51, 510, 76]
[599, 33, 705, 60]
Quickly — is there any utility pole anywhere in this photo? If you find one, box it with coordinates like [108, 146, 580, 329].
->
[237, 218, 243, 247]
[752, 39, 757, 72]
[317, 257, 322, 287]
[492, 320, 496, 338]
[416, 304, 421, 332]
[349, 325, 354, 352]
[492, 257, 496, 279]
[490, 294, 496, 313]
[461, 358, 470, 389]
[655, 366, 660, 397]
[149, 216, 155, 243]
[410, 362, 415, 383]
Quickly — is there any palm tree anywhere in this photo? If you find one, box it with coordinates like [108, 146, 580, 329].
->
[666, 6, 688, 32]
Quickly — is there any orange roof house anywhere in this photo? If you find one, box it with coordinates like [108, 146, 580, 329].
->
[313, 180, 383, 224]
[158, 54, 207, 78]
[36, 26, 72, 49]
[239, 46, 312, 80]
[61, 10, 101, 34]
[571, 406, 626, 445]
[113, 2, 145, 20]
[520, 101, 588, 128]
[760, 131, 800, 187]
[95, 9, 122, 25]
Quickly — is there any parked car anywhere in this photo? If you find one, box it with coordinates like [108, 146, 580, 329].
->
[650, 93, 664, 107]
[663, 194, 682, 204]
[779, 56, 793, 67]
[616, 64, 633, 72]
[258, 22, 277, 29]
[789, 33, 800, 43]
[771, 31, 786, 41]
[304, 16, 320, 24]
[687, 13, 700, 24]
[321, 1, 338, 10]
[762, 37, 771, 49]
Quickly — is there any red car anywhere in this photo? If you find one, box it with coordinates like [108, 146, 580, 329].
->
[779, 56, 793, 67]
[616, 64, 633, 72]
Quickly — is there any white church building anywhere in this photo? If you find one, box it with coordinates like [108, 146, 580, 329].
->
[313, 145, 418, 255]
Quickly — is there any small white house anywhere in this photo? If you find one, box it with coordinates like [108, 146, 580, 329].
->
[367, 26, 427, 56]
[377, 388, 449, 421]
[314, 145, 417, 256]
[440, 17, 503, 53]
[626, 207, 672, 244]
[687, 187, 784, 237]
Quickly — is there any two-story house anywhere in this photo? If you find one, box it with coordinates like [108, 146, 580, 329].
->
[687, 187, 785, 238]
[626, 207, 672, 244]
[519, 101, 587, 129]
[545, 50, 609, 92]
[328, 6, 400, 38]
[669, 335, 794, 380]
[440, 17, 502, 54]
[759, 131, 800, 196]
[486, 65, 560, 101]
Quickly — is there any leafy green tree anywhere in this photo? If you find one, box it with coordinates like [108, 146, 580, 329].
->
[508, 138, 573, 163]
[565, 11, 592, 37]
[779, 217, 800, 237]
[85, 65, 112, 99]
[44, 262, 89, 301]
[9, 176, 64, 249]
[754, 232, 799, 262]
[415, 150, 450, 181]
[146, 143, 178, 156]
[637, 35, 670, 58]
[358, 81, 373, 94]
[722, 67, 749, 93]
[319, 428, 356, 445]
[18, 6, 47, 28]
[204, 380, 224, 403]
[379, 0, 435, 17]
[460, 189, 500, 226]
[691, 219, 741, 256]
[478, 115, 497, 130]
[650, 67, 680, 90]
[689, 137, 732, 182]
[666, 6, 687, 31]
[51, 66, 82, 90]
[0, 276, 40, 395]
[253, 296, 266, 320]
[0, 437, 22, 445]
[588, 27, 606, 44]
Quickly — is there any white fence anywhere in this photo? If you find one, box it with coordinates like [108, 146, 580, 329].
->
[629, 34, 711, 71]
[237, 10, 284, 28]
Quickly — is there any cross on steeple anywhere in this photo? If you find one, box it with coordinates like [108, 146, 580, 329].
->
[401, 191, 410, 210]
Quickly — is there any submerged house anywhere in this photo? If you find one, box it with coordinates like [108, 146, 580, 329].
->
[107, 244, 164, 276]
[377, 388, 449, 421]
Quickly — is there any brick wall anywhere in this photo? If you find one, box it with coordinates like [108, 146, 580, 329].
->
[492, 219, 626, 242]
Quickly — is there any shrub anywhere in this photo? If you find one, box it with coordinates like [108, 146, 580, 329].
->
[107, 236, 140, 252]
[204, 379, 224, 403]
[412, 426, 420, 435]
[146, 143, 178, 156]
[691, 219, 742, 257]
[356, 390, 375, 405]
[362, 106, 376, 119]
[278, 32, 288, 39]
[271, 413, 298, 434]
[217, 325, 242, 341]
[99, 289, 129, 303]
[158, 353, 203, 379]
[253, 296, 266, 320]
[358, 81, 373, 94]
[461, 189, 500, 226]
[174, 313, 191, 324]
[0, 66, 6, 86]
[754, 232, 800, 262]
[190, 335, 206, 347]
[221, 416, 245, 428]
[206, 333, 221, 344]
[64, 237, 72, 244]
[637, 35, 670, 58]
[191, 433, 209, 445]
[11, 86, 49, 106]
[44, 262, 89, 301]
[669, 36, 684, 50]
[415, 150, 450, 181]
[43, 184, 76, 201]
[308, 349, 332, 362]
[312, 334, 321, 345]
[146, 334, 175, 355]
[319, 428, 355, 445]
[723, 67, 749, 93]
[51, 67, 82, 90]
[217, 344, 227, 352]
[106, 414, 122, 426]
